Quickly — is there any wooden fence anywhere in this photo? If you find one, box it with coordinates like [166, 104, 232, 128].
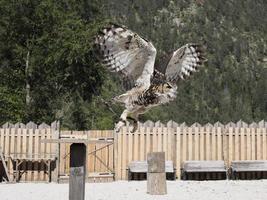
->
[58, 130, 114, 182]
[115, 120, 267, 180]
[0, 122, 59, 182]
[0, 120, 267, 182]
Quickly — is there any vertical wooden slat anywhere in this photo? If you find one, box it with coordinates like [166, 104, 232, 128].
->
[176, 127, 181, 179]
[117, 130, 122, 180]
[94, 131, 100, 172]
[0, 129, 5, 151]
[16, 128, 22, 180]
[51, 128, 59, 182]
[240, 128, 245, 160]
[228, 127, 233, 166]
[34, 129, 40, 181]
[234, 127, 240, 161]
[200, 127, 204, 160]
[121, 127, 127, 180]
[128, 131, 133, 165]
[188, 127, 193, 160]
[262, 128, 267, 160]
[256, 128, 262, 160]
[110, 130, 114, 173]
[140, 127, 145, 161]
[157, 127, 162, 152]
[145, 127, 151, 159]
[46, 128, 52, 181]
[10, 128, 15, 154]
[205, 126, 211, 179]
[168, 128, 174, 162]
[163, 127, 167, 157]
[152, 128, 157, 152]
[133, 131, 139, 161]
[114, 130, 118, 180]
[28, 129, 33, 181]
[87, 131, 93, 174]
[182, 127, 187, 163]
[22, 128, 27, 181]
[217, 127, 222, 160]
[40, 129, 46, 181]
[251, 128, 256, 160]
[246, 128, 251, 160]
[105, 130, 110, 173]
[194, 127, 199, 160]
[205, 126, 210, 160]
[9, 128, 16, 181]
[211, 127, 216, 160]
[4, 128, 10, 159]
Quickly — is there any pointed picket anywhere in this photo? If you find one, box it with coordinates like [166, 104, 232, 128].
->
[214, 121, 224, 128]
[143, 120, 154, 128]
[249, 122, 258, 128]
[236, 120, 248, 127]
[166, 120, 178, 128]
[26, 121, 37, 129]
[191, 122, 201, 127]
[38, 123, 50, 129]
[258, 120, 266, 128]
[225, 121, 236, 128]
[2, 122, 9, 128]
[155, 120, 164, 127]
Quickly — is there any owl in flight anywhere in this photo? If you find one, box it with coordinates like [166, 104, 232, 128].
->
[94, 23, 206, 132]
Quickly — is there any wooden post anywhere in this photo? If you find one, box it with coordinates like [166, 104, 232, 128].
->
[69, 143, 86, 200]
[147, 152, 167, 195]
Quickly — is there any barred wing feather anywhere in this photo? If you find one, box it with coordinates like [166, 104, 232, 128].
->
[94, 24, 157, 90]
[164, 43, 206, 83]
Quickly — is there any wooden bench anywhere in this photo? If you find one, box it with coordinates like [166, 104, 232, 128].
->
[9, 153, 56, 182]
[128, 160, 175, 180]
[230, 160, 267, 179]
[182, 160, 227, 180]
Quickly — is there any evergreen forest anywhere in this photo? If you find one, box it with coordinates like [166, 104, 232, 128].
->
[0, 0, 266, 130]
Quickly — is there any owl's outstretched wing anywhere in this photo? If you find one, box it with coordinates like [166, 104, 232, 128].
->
[164, 43, 206, 83]
[94, 24, 157, 90]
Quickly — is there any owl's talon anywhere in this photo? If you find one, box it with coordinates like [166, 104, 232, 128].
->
[114, 120, 126, 133]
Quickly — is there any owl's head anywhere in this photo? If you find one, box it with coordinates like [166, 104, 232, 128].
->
[155, 82, 177, 103]
[157, 82, 176, 94]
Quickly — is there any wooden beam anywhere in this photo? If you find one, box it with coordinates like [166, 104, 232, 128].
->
[69, 143, 86, 200]
[42, 138, 113, 144]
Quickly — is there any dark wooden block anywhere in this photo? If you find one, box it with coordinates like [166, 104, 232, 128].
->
[69, 143, 86, 200]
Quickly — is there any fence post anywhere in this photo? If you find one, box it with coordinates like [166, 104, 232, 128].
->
[69, 143, 86, 200]
[147, 152, 167, 195]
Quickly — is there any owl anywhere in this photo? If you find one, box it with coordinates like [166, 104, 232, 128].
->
[94, 23, 206, 132]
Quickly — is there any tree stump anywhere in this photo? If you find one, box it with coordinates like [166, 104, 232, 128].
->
[69, 143, 86, 200]
[147, 152, 167, 195]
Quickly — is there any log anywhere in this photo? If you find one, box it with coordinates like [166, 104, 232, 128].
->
[147, 152, 167, 195]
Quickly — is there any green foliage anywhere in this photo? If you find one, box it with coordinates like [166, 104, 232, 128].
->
[0, 0, 266, 129]
[103, 0, 267, 124]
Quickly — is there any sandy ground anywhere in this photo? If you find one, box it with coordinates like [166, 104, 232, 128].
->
[1, 180, 267, 200]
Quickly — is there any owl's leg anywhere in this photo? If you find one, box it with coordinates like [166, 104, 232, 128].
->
[114, 109, 128, 133]
[126, 114, 139, 133]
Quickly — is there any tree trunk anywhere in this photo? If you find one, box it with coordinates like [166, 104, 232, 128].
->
[25, 51, 31, 106]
